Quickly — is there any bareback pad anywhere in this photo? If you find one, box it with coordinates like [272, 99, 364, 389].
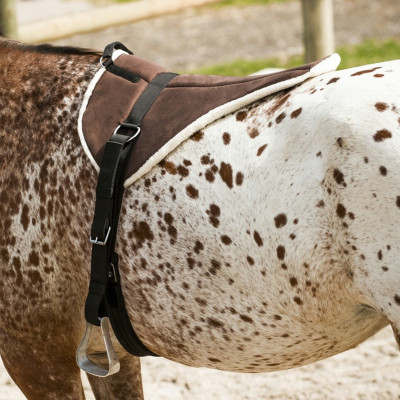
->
[78, 51, 341, 186]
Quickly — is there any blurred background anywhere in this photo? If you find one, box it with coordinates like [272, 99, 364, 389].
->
[1, 0, 400, 74]
[1, 1, 400, 399]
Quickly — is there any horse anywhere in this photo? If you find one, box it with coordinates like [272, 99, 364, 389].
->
[0, 38, 399, 399]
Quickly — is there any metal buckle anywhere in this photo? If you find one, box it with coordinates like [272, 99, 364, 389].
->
[99, 56, 113, 68]
[76, 317, 120, 377]
[90, 226, 111, 246]
[113, 124, 141, 142]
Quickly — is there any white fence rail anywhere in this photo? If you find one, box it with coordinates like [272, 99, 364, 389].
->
[18, 0, 221, 43]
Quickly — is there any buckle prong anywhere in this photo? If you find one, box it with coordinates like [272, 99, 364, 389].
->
[109, 262, 118, 283]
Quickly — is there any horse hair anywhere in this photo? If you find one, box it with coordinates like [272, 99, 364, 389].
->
[0, 38, 101, 56]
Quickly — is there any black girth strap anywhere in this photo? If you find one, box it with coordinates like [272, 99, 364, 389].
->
[84, 42, 177, 357]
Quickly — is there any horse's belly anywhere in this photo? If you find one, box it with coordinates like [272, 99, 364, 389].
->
[118, 168, 387, 372]
[120, 258, 387, 372]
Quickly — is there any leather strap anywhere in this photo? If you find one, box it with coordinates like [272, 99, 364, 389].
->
[102, 41, 133, 59]
[101, 41, 141, 84]
[84, 42, 177, 357]
[85, 133, 135, 326]
[126, 72, 178, 126]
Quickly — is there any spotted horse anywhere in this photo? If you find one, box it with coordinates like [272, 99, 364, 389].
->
[0, 38, 400, 399]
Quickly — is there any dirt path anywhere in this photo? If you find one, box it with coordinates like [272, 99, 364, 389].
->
[2, 1, 400, 398]
[1, 327, 399, 399]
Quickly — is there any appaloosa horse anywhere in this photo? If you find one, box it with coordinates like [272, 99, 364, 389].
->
[0, 39, 399, 399]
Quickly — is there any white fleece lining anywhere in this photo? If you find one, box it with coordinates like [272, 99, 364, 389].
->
[78, 53, 341, 187]
[111, 49, 127, 61]
[77, 66, 105, 173]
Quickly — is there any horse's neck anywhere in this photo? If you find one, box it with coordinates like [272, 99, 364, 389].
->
[0, 44, 99, 157]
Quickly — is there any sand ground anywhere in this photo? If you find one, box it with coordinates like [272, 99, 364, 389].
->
[1, 327, 399, 399]
[2, 0, 400, 398]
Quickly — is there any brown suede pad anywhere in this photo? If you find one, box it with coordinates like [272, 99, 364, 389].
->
[82, 53, 322, 180]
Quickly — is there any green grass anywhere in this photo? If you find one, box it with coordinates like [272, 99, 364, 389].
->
[188, 39, 400, 76]
[337, 39, 400, 69]
[190, 56, 301, 75]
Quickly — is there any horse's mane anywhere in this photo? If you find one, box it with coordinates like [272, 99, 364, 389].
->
[0, 37, 101, 56]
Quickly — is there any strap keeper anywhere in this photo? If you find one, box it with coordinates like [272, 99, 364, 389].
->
[88, 281, 106, 296]
[120, 122, 140, 131]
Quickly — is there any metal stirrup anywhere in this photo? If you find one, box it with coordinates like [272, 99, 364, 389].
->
[76, 317, 120, 377]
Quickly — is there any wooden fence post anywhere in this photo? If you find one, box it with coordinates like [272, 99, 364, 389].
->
[301, 0, 334, 62]
[0, 0, 17, 39]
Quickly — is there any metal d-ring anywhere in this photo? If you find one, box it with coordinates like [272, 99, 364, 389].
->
[113, 124, 141, 142]
[76, 317, 120, 377]
[99, 56, 108, 68]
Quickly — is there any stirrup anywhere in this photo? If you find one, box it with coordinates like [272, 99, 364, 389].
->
[76, 317, 120, 377]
